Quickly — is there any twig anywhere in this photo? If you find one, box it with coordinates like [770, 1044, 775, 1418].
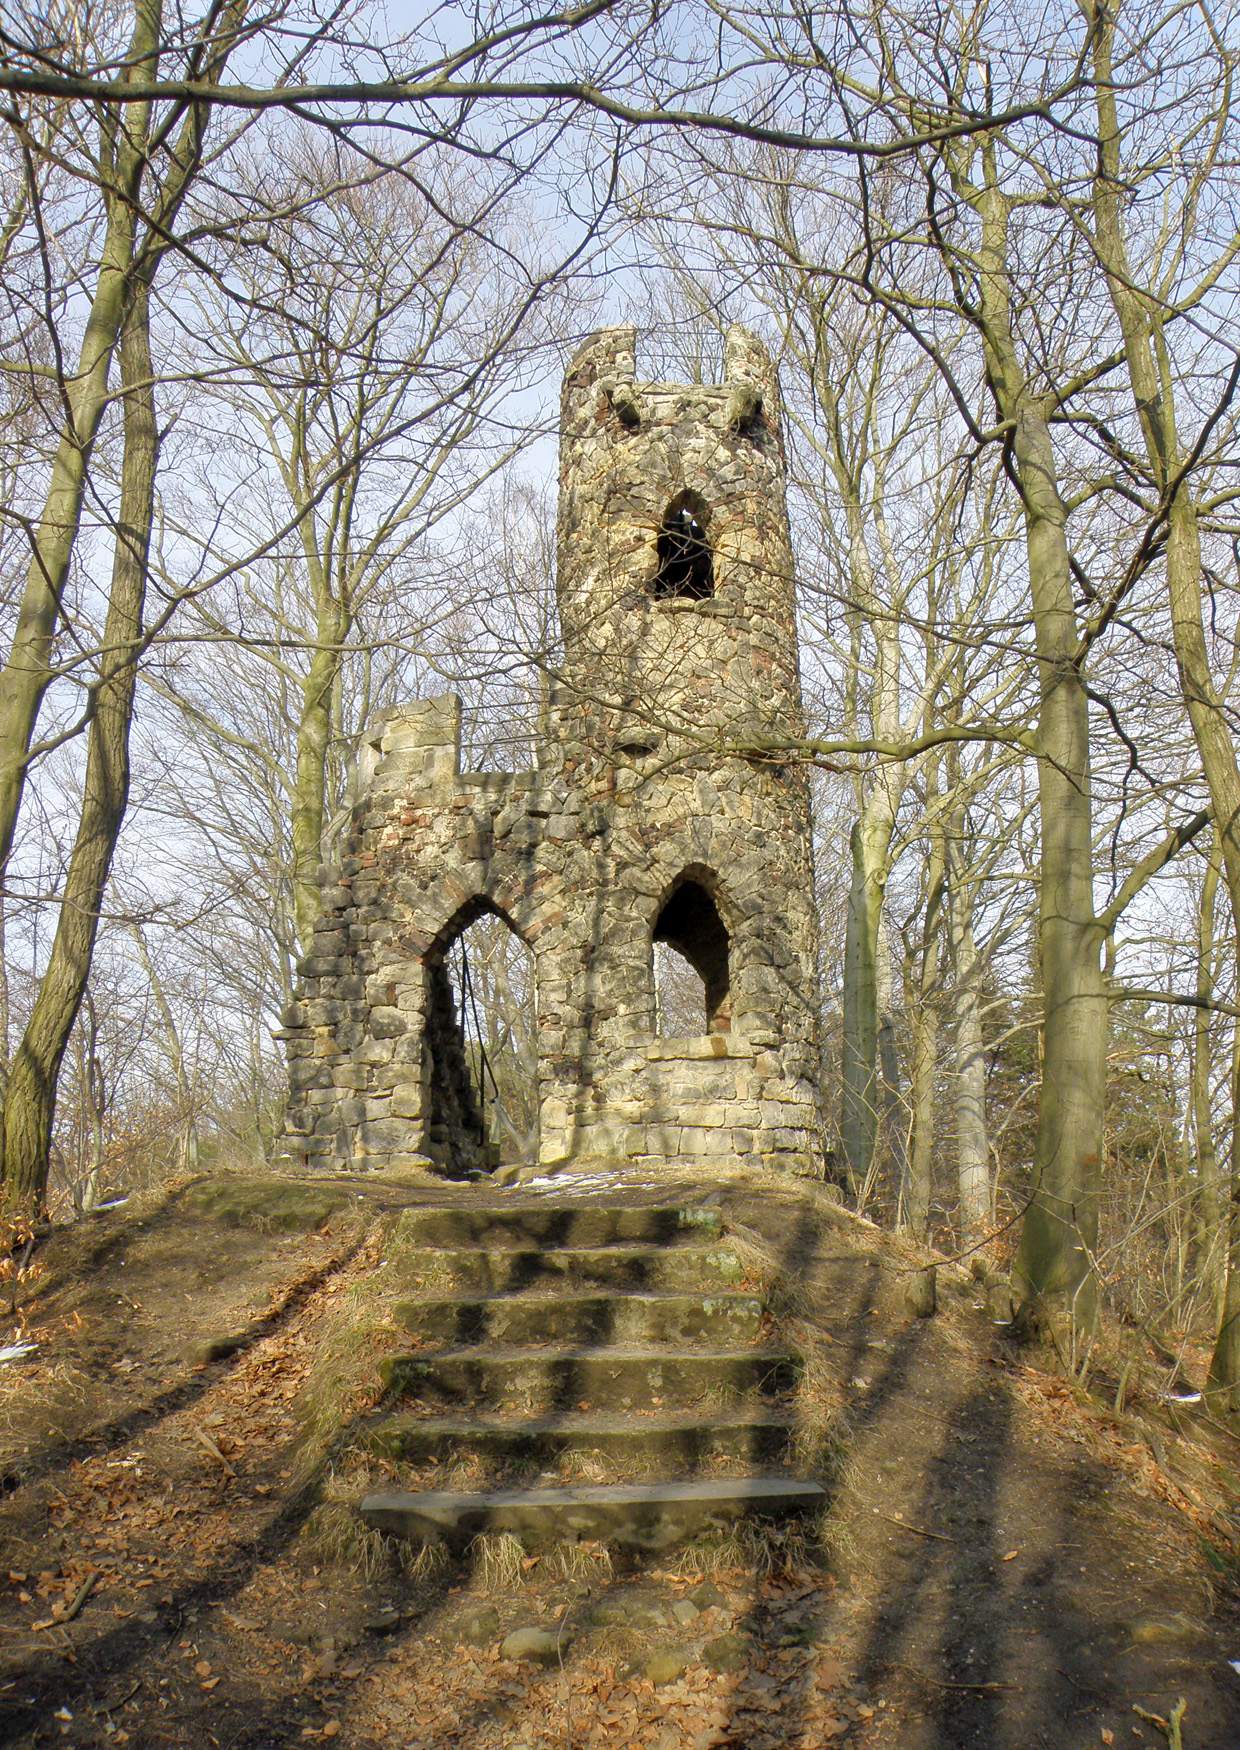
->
[893, 1661, 1014, 1693]
[33, 1572, 97, 1631]
[97, 1678, 143, 1717]
[193, 1427, 236, 1474]
[1133, 1697, 1187, 1749]
[876, 1512, 955, 1542]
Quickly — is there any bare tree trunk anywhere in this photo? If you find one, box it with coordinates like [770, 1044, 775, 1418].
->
[1084, 0, 1240, 1402]
[841, 810, 890, 1197]
[130, 923, 198, 1176]
[956, 159, 1106, 1326]
[1216, 1028, 1240, 1408]
[948, 846, 992, 1236]
[1, 275, 157, 1211]
[1008, 392, 1106, 1326]
[1192, 838, 1223, 1302]
[876, 913, 908, 1215]
[0, 0, 158, 890]
[291, 597, 347, 954]
[904, 763, 945, 1234]
[79, 995, 106, 1215]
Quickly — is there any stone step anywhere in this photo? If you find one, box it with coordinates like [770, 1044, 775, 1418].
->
[391, 1289, 766, 1348]
[359, 1475, 826, 1553]
[377, 1345, 801, 1410]
[388, 1203, 723, 1250]
[386, 1242, 751, 1296]
[358, 1406, 799, 1474]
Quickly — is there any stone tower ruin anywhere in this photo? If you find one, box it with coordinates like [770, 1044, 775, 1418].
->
[280, 325, 824, 1179]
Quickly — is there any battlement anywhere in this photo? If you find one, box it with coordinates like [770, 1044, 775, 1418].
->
[562, 323, 779, 411]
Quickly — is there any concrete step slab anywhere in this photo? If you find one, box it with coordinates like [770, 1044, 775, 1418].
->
[359, 1475, 826, 1553]
[358, 1406, 799, 1473]
[386, 1242, 751, 1296]
[377, 1345, 801, 1409]
[389, 1204, 723, 1250]
[391, 1290, 766, 1347]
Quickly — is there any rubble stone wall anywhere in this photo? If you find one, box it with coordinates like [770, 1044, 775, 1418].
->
[280, 326, 826, 1179]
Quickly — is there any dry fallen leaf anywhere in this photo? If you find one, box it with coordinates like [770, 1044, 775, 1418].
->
[1002, 1549, 1021, 1562]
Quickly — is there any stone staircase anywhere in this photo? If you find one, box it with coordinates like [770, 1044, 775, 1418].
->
[352, 1187, 826, 1559]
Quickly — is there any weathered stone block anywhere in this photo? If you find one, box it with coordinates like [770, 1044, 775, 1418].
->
[359, 1118, 419, 1152]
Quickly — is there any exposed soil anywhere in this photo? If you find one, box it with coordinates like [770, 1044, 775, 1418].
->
[0, 1169, 1237, 1749]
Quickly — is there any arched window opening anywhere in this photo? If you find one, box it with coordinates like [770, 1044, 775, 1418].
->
[426, 904, 537, 1177]
[652, 878, 731, 1035]
[652, 493, 714, 601]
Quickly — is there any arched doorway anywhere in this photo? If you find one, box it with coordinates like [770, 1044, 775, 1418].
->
[652, 875, 731, 1036]
[424, 902, 537, 1176]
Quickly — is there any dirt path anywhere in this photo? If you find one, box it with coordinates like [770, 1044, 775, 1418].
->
[0, 1174, 1237, 1748]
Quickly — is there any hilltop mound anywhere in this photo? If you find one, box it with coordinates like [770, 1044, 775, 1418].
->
[0, 1167, 1236, 1748]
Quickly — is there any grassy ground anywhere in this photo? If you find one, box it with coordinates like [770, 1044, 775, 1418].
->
[0, 1167, 1236, 1748]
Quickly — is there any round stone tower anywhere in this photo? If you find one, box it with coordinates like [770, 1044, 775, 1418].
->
[539, 324, 825, 1173]
[554, 324, 802, 762]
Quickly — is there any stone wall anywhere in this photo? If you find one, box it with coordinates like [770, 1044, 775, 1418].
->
[280, 326, 826, 1180]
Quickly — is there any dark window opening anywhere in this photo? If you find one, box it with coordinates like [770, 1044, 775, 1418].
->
[652, 494, 714, 600]
[652, 878, 731, 1035]
[426, 904, 537, 1177]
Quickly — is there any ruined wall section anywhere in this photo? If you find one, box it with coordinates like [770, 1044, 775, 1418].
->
[280, 696, 547, 1178]
[280, 696, 823, 1177]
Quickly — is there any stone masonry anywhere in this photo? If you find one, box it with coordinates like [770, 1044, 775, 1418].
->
[280, 325, 825, 1179]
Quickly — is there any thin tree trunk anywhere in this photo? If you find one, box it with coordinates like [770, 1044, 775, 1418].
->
[1215, 1027, 1240, 1409]
[0, 0, 159, 890]
[80, 997, 106, 1214]
[291, 598, 346, 954]
[876, 913, 908, 1215]
[948, 848, 992, 1236]
[1192, 838, 1223, 1301]
[130, 922, 198, 1175]
[959, 153, 1107, 1328]
[0, 275, 158, 1211]
[841, 808, 892, 1196]
[1084, 0, 1240, 1402]
[905, 763, 945, 1234]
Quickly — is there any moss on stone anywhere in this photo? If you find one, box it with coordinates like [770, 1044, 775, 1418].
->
[180, 1174, 349, 1233]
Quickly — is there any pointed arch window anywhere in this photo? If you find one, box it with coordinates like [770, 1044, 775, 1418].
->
[652, 876, 731, 1034]
[652, 491, 714, 600]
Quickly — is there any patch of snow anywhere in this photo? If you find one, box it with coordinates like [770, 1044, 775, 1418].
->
[0, 1342, 36, 1364]
[516, 1172, 658, 1194]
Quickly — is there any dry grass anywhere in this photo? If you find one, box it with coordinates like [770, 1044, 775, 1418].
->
[296, 1501, 414, 1582]
[464, 1531, 615, 1589]
[468, 1531, 529, 1589]
[292, 1220, 416, 1477]
[669, 1517, 830, 1579]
